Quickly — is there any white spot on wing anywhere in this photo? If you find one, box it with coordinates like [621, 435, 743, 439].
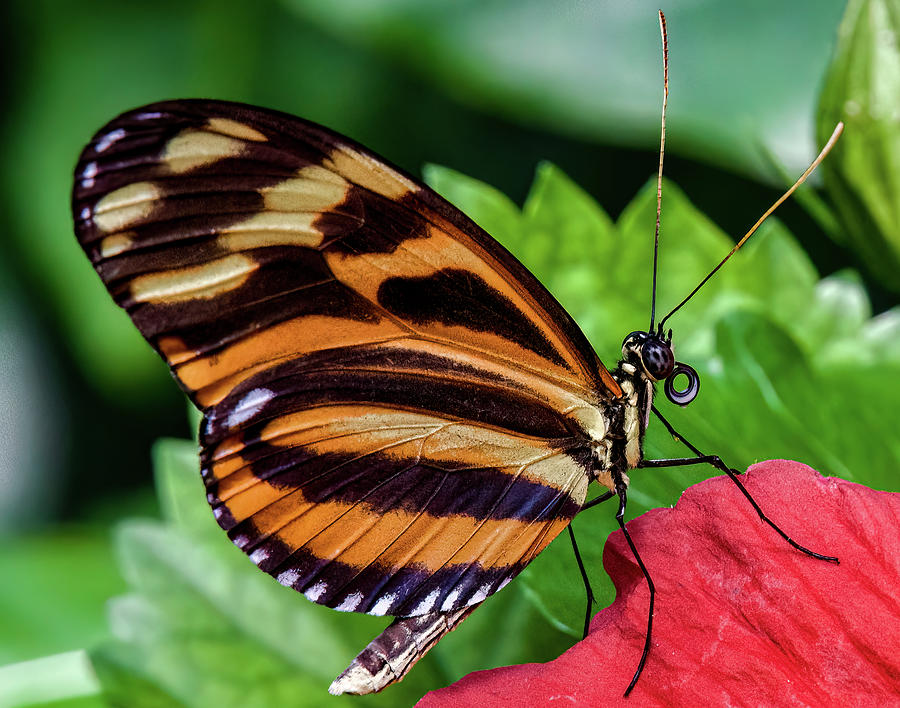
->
[370, 593, 397, 616]
[249, 547, 269, 565]
[95, 128, 126, 153]
[232, 534, 250, 549]
[163, 128, 247, 173]
[440, 588, 461, 612]
[277, 568, 300, 587]
[81, 161, 98, 188]
[497, 577, 511, 591]
[207, 117, 267, 142]
[335, 591, 364, 612]
[227, 387, 274, 428]
[305, 581, 328, 602]
[325, 144, 418, 199]
[411, 589, 440, 615]
[470, 582, 492, 605]
[99, 233, 134, 258]
[217, 211, 325, 252]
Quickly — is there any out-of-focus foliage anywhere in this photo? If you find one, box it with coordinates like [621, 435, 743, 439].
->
[818, 0, 900, 291]
[0, 285, 65, 532]
[0, 651, 106, 708]
[284, 0, 846, 180]
[0, 532, 124, 667]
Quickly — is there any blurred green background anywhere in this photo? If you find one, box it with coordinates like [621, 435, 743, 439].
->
[1, 0, 898, 706]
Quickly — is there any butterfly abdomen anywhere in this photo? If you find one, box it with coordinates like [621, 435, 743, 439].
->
[329, 607, 475, 695]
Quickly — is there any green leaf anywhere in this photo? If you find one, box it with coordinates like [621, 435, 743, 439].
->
[520, 163, 619, 352]
[152, 439, 211, 539]
[87, 644, 184, 708]
[0, 532, 125, 666]
[0, 651, 105, 708]
[18, 699, 109, 708]
[818, 0, 900, 291]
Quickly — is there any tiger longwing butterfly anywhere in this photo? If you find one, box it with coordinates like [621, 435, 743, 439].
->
[70, 12, 842, 697]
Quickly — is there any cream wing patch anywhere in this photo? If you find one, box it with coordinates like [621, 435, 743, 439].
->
[206, 117, 267, 142]
[130, 253, 259, 304]
[325, 144, 418, 199]
[215, 165, 352, 252]
[93, 181, 160, 234]
[162, 128, 249, 174]
[99, 232, 134, 258]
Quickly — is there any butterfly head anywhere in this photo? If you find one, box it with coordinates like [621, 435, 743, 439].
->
[621, 330, 699, 406]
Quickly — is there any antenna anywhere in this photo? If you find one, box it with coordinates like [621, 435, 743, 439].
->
[649, 9, 669, 333]
[657, 122, 844, 332]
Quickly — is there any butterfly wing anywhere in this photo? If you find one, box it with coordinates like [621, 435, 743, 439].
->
[72, 100, 618, 619]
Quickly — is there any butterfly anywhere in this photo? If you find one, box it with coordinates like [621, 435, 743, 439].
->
[70, 18, 842, 696]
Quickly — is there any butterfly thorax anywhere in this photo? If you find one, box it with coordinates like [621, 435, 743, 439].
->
[589, 330, 675, 491]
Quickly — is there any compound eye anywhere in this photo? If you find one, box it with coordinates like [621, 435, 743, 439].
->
[641, 339, 675, 381]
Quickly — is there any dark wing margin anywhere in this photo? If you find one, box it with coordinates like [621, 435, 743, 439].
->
[71, 100, 610, 620]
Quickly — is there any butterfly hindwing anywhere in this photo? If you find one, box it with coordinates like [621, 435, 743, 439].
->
[205, 383, 593, 616]
[72, 99, 616, 617]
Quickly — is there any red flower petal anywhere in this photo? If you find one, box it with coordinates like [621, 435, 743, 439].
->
[418, 461, 900, 707]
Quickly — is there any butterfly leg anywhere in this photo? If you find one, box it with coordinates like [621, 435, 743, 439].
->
[648, 405, 743, 475]
[570, 492, 615, 639]
[643, 406, 839, 564]
[612, 477, 655, 698]
[580, 490, 615, 512]
[567, 524, 595, 640]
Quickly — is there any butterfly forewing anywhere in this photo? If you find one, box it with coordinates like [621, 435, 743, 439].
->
[72, 99, 616, 617]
